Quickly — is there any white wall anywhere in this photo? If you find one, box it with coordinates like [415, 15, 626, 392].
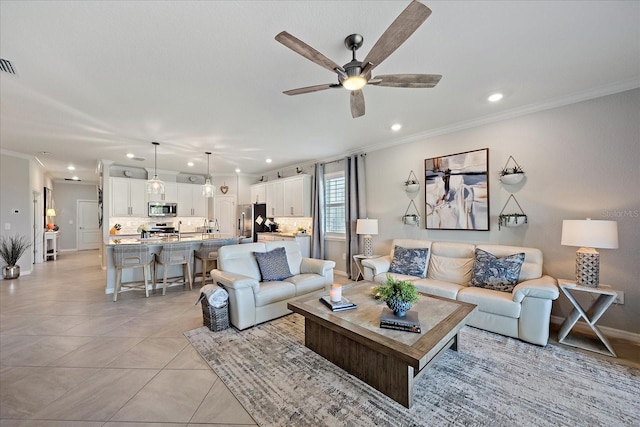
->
[365, 88, 640, 334]
[52, 181, 98, 250]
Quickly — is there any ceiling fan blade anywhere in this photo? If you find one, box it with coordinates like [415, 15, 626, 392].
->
[275, 31, 342, 74]
[350, 90, 365, 118]
[362, 1, 432, 72]
[370, 74, 442, 88]
[283, 83, 339, 96]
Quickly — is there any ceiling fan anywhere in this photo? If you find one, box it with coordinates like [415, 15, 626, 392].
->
[275, 0, 442, 118]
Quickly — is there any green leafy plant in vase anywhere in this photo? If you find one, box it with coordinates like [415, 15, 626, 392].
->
[374, 275, 419, 317]
[1, 234, 32, 279]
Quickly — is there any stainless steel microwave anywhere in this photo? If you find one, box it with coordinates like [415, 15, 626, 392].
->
[148, 202, 177, 217]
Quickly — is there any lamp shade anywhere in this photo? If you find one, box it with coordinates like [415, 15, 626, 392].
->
[356, 219, 378, 235]
[561, 220, 618, 249]
[46, 208, 56, 217]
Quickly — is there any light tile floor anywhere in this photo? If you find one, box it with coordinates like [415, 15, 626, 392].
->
[1, 250, 257, 426]
[2, 250, 638, 427]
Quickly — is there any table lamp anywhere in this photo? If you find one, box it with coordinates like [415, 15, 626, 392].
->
[356, 218, 378, 257]
[46, 208, 56, 230]
[561, 219, 618, 287]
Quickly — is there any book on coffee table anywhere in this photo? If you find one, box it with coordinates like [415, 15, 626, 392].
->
[379, 307, 421, 333]
[320, 295, 357, 312]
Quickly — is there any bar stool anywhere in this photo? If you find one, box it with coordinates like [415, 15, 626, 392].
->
[156, 242, 193, 295]
[112, 245, 154, 302]
[194, 240, 229, 285]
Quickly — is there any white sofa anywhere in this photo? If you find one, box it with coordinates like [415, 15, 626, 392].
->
[211, 241, 336, 330]
[362, 239, 559, 346]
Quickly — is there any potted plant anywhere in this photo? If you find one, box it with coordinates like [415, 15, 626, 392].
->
[1, 234, 32, 279]
[404, 178, 420, 193]
[498, 213, 528, 230]
[402, 213, 420, 226]
[499, 165, 525, 184]
[374, 275, 420, 317]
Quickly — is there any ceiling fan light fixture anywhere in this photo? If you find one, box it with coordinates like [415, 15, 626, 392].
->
[202, 151, 216, 197]
[146, 142, 165, 195]
[343, 75, 367, 91]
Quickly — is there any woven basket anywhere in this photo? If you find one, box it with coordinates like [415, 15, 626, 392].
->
[201, 299, 229, 332]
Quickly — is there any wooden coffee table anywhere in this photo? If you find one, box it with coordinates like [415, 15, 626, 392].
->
[287, 282, 477, 408]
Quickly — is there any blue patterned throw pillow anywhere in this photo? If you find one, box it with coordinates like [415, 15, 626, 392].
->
[469, 248, 525, 292]
[253, 247, 292, 282]
[388, 246, 429, 278]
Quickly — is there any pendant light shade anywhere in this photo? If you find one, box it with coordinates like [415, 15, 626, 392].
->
[202, 151, 216, 197]
[146, 142, 165, 195]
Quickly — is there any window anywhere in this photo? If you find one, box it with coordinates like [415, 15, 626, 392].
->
[325, 172, 345, 236]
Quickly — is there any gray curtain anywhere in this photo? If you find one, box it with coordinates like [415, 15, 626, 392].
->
[311, 163, 325, 259]
[345, 154, 367, 279]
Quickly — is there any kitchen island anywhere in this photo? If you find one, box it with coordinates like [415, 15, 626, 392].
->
[256, 232, 310, 257]
[104, 235, 234, 295]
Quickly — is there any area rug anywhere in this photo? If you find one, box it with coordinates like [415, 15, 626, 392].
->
[185, 314, 640, 426]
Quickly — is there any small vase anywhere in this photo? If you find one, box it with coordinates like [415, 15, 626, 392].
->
[3, 265, 20, 280]
[140, 231, 148, 239]
[387, 298, 413, 317]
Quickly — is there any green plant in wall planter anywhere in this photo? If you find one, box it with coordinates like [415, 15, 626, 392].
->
[1, 234, 32, 279]
[499, 163, 525, 185]
[498, 213, 528, 230]
[374, 275, 420, 317]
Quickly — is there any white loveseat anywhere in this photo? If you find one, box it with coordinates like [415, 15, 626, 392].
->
[362, 239, 559, 346]
[211, 241, 336, 330]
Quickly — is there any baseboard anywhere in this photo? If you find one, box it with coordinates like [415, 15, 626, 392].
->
[550, 315, 640, 344]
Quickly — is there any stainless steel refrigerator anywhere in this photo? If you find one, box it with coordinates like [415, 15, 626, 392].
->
[237, 203, 267, 242]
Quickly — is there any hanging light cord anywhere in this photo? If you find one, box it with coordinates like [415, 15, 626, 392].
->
[206, 151, 211, 177]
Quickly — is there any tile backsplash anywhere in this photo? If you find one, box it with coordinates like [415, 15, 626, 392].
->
[273, 217, 312, 234]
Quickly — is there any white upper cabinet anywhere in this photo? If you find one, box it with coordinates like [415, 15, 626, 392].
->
[110, 177, 147, 217]
[177, 183, 207, 217]
[250, 175, 311, 217]
[250, 183, 266, 204]
[148, 182, 177, 203]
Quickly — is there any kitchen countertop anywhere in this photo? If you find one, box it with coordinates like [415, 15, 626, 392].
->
[106, 235, 228, 246]
[257, 232, 310, 238]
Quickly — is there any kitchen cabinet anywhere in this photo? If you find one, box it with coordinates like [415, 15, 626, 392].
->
[177, 183, 207, 217]
[110, 177, 147, 217]
[251, 175, 311, 218]
[148, 182, 177, 203]
[250, 183, 266, 204]
[266, 181, 284, 217]
[256, 233, 310, 257]
[283, 175, 311, 217]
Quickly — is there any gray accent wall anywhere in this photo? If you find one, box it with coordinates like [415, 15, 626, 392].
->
[365, 88, 639, 334]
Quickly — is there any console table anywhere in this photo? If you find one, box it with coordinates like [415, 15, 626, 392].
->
[557, 279, 617, 357]
[44, 231, 60, 261]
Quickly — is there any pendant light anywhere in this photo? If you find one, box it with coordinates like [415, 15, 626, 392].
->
[202, 151, 216, 197]
[146, 142, 165, 195]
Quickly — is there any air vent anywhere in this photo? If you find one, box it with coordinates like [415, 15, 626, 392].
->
[132, 157, 146, 161]
[65, 178, 82, 181]
[0, 58, 17, 75]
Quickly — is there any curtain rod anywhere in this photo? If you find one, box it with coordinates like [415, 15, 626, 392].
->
[321, 153, 366, 166]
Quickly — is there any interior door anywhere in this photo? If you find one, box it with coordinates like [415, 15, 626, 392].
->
[214, 195, 236, 238]
[78, 200, 100, 250]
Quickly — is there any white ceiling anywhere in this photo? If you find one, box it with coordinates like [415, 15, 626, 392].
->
[1, 1, 638, 183]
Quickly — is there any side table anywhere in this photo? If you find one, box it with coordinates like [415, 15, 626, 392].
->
[44, 231, 60, 261]
[353, 254, 380, 281]
[557, 279, 617, 357]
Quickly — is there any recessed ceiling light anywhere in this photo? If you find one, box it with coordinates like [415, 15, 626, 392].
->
[391, 123, 402, 131]
[72, 176, 79, 180]
[67, 165, 75, 171]
[235, 168, 241, 173]
[40, 151, 51, 155]
[266, 158, 272, 163]
[187, 162, 194, 167]
[488, 93, 503, 102]
[126, 153, 135, 159]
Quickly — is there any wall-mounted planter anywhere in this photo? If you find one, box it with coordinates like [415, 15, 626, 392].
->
[402, 214, 421, 226]
[499, 173, 525, 185]
[499, 156, 525, 185]
[498, 213, 528, 229]
[405, 183, 420, 193]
